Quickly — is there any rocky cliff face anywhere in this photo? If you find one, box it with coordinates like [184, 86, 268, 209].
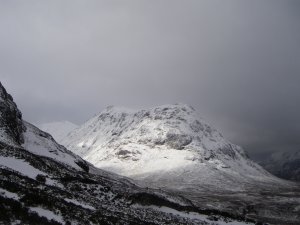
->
[0, 82, 25, 145]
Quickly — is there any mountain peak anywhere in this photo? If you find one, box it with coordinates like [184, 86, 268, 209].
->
[62, 103, 272, 193]
[102, 103, 195, 114]
[0, 82, 14, 103]
[102, 105, 138, 114]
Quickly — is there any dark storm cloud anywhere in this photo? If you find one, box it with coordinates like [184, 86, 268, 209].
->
[0, 0, 299, 158]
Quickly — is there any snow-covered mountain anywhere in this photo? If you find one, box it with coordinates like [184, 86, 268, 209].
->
[2, 82, 260, 225]
[62, 104, 275, 189]
[62, 104, 300, 224]
[39, 121, 78, 143]
[260, 149, 300, 181]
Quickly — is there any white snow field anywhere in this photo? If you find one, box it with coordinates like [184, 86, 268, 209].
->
[0, 156, 46, 179]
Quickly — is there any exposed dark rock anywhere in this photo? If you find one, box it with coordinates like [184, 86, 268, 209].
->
[75, 160, 89, 173]
[165, 132, 193, 150]
[36, 174, 47, 183]
[0, 82, 25, 144]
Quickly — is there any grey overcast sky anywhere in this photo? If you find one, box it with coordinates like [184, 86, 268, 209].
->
[0, 0, 299, 159]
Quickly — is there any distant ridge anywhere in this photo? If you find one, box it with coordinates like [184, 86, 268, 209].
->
[260, 149, 300, 181]
[39, 121, 78, 143]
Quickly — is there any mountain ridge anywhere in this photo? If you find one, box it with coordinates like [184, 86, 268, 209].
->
[39, 121, 78, 143]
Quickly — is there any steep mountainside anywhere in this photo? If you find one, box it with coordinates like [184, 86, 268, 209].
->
[260, 149, 300, 181]
[0, 82, 258, 225]
[39, 121, 78, 143]
[62, 104, 300, 224]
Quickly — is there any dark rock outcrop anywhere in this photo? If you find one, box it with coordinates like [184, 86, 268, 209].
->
[0, 82, 25, 144]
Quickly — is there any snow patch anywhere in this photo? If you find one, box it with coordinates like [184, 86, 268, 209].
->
[30, 207, 63, 223]
[0, 187, 20, 200]
[64, 198, 95, 210]
[0, 156, 46, 179]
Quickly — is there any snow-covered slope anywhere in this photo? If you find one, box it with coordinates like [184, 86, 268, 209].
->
[62, 104, 277, 190]
[260, 149, 300, 181]
[22, 121, 88, 171]
[39, 121, 77, 143]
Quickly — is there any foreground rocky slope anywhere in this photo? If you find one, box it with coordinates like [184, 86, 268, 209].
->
[259, 149, 300, 181]
[0, 83, 260, 224]
[62, 104, 300, 224]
